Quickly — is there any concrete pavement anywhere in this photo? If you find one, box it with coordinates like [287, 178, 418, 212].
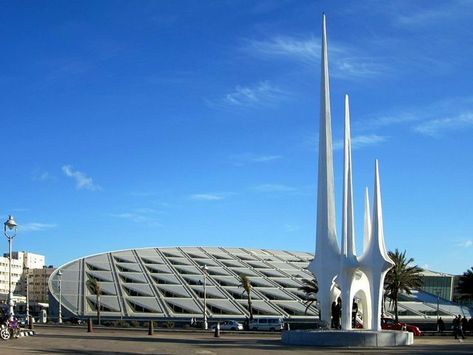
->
[0, 326, 471, 354]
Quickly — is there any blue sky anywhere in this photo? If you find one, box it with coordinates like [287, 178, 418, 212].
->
[0, 0, 471, 275]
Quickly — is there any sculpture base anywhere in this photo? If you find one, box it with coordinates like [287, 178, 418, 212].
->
[281, 329, 413, 347]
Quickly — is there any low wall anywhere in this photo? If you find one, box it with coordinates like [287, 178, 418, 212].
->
[281, 329, 414, 347]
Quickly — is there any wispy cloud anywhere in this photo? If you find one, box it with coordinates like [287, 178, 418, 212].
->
[370, 113, 419, 128]
[110, 208, 161, 226]
[190, 193, 228, 201]
[20, 222, 57, 232]
[245, 36, 321, 64]
[33, 171, 55, 182]
[251, 184, 297, 193]
[456, 240, 472, 248]
[62, 165, 100, 191]
[333, 134, 387, 150]
[284, 224, 300, 233]
[230, 153, 283, 166]
[244, 36, 386, 79]
[208, 81, 288, 109]
[393, 1, 473, 27]
[364, 97, 473, 137]
[414, 112, 473, 137]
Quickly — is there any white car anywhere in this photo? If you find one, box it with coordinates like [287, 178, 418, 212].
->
[211, 320, 244, 331]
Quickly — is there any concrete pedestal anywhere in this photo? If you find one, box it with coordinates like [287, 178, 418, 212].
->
[281, 329, 413, 347]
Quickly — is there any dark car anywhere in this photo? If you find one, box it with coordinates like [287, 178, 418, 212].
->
[66, 317, 83, 325]
[381, 317, 422, 336]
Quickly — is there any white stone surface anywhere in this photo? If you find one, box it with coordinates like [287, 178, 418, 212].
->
[308, 14, 395, 335]
[308, 14, 340, 326]
[281, 330, 414, 347]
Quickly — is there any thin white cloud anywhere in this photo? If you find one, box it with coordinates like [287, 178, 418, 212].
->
[363, 97, 473, 138]
[62, 165, 100, 191]
[333, 134, 386, 150]
[370, 113, 419, 128]
[20, 223, 57, 232]
[284, 224, 300, 233]
[245, 36, 321, 64]
[414, 112, 473, 137]
[33, 171, 55, 182]
[251, 184, 297, 193]
[393, 1, 473, 27]
[244, 36, 386, 79]
[190, 193, 226, 201]
[110, 209, 161, 226]
[209, 81, 288, 109]
[457, 240, 472, 248]
[230, 153, 283, 166]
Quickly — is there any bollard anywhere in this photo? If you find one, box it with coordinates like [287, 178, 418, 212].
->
[87, 317, 93, 333]
[148, 320, 154, 335]
[28, 316, 34, 330]
[214, 322, 220, 337]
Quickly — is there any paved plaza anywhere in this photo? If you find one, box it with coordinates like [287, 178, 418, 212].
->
[0, 326, 472, 354]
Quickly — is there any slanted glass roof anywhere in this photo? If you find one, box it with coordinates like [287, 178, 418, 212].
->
[49, 246, 317, 320]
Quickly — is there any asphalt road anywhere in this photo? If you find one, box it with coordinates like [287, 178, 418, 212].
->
[0, 326, 471, 354]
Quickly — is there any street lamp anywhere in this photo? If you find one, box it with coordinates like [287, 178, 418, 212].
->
[58, 270, 63, 324]
[201, 265, 208, 330]
[4, 215, 17, 319]
[25, 267, 29, 320]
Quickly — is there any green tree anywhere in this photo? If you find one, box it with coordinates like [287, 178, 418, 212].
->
[384, 249, 423, 322]
[457, 267, 473, 300]
[298, 278, 319, 315]
[238, 274, 254, 320]
[86, 278, 101, 325]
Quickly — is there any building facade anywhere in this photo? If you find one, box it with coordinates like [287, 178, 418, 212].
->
[49, 247, 317, 321]
[49, 246, 473, 323]
[0, 251, 49, 306]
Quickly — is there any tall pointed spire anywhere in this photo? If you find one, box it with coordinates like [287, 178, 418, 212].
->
[363, 187, 371, 255]
[359, 160, 394, 330]
[342, 94, 356, 259]
[309, 13, 340, 326]
[315, 13, 339, 257]
[371, 160, 392, 264]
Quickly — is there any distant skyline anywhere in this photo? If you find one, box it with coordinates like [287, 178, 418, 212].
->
[0, 1, 471, 274]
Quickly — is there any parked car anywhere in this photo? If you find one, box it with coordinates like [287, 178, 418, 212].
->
[249, 318, 284, 331]
[211, 320, 243, 331]
[381, 318, 422, 336]
[66, 317, 83, 325]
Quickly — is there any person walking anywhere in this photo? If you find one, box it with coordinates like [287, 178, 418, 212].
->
[453, 315, 465, 339]
[461, 316, 468, 336]
[437, 317, 445, 333]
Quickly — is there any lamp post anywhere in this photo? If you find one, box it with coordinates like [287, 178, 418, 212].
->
[58, 270, 63, 324]
[201, 265, 208, 330]
[4, 215, 17, 319]
[25, 267, 29, 320]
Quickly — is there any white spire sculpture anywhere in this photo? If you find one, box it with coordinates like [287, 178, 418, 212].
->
[308, 15, 394, 331]
[308, 14, 340, 325]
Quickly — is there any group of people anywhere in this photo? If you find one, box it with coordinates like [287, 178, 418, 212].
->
[437, 315, 472, 339]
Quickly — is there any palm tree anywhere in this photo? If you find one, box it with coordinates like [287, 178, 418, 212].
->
[384, 249, 423, 322]
[457, 267, 473, 300]
[238, 274, 253, 320]
[86, 278, 101, 325]
[298, 278, 319, 315]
